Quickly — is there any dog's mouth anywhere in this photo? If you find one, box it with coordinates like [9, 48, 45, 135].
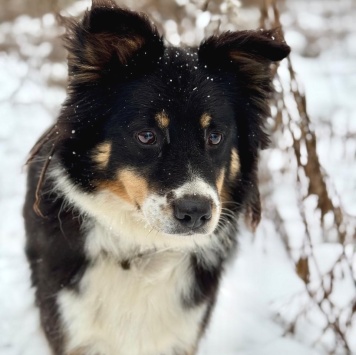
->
[176, 229, 211, 237]
[163, 226, 210, 237]
[146, 221, 215, 238]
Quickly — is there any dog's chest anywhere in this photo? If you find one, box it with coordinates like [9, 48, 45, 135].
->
[58, 252, 206, 355]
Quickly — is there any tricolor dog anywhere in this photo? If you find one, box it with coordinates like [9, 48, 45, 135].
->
[23, 1, 290, 354]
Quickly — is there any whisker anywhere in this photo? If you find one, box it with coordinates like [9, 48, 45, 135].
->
[221, 200, 242, 206]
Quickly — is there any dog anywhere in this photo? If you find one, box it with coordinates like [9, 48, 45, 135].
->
[23, 1, 290, 354]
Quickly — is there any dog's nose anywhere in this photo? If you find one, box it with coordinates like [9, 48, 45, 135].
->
[173, 197, 212, 229]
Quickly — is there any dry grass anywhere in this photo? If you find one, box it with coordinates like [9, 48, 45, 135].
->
[259, 1, 356, 353]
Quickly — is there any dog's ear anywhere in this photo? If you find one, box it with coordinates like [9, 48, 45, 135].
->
[61, 0, 164, 83]
[198, 29, 290, 68]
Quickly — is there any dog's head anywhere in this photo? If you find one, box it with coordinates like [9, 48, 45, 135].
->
[43, 0, 289, 242]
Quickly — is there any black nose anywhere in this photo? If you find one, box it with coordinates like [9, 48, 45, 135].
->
[173, 196, 212, 229]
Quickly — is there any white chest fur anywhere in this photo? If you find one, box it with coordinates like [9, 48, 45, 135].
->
[58, 250, 207, 355]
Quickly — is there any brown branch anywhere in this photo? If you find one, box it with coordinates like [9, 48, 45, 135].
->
[259, 0, 356, 353]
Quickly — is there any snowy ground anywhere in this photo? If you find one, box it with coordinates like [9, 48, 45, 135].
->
[1, 1, 355, 355]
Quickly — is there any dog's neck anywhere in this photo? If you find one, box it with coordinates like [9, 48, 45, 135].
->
[83, 219, 226, 273]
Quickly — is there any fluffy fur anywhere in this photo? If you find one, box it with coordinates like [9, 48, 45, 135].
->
[23, 1, 290, 354]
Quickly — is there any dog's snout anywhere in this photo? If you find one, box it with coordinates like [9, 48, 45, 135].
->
[173, 196, 212, 229]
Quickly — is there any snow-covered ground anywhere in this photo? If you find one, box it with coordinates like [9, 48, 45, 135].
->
[1, 1, 355, 354]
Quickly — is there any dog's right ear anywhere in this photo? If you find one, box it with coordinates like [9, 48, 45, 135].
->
[60, 0, 164, 83]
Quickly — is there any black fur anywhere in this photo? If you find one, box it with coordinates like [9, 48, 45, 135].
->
[24, 159, 88, 354]
[24, 1, 290, 354]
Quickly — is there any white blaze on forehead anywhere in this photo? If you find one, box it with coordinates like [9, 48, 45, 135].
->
[179, 164, 220, 206]
[172, 177, 220, 208]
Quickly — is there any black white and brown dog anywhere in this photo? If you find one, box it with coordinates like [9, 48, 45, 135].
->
[23, 1, 290, 354]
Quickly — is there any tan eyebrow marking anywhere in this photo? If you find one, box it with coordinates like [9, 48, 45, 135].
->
[230, 148, 240, 180]
[200, 113, 212, 129]
[155, 110, 170, 129]
[92, 142, 112, 169]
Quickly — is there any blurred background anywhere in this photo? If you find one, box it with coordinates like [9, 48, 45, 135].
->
[0, 0, 355, 354]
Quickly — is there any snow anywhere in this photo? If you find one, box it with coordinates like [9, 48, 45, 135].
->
[1, 2, 356, 355]
[199, 226, 318, 355]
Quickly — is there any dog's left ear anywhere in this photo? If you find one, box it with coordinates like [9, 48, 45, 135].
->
[61, 0, 164, 82]
[198, 28, 290, 68]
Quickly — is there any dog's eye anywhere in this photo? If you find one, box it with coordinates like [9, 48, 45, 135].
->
[207, 132, 223, 146]
[136, 131, 157, 145]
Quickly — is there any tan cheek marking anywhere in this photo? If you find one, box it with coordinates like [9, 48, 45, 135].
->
[98, 169, 149, 206]
[155, 111, 170, 129]
[216, 168, 231, 205]
[230, 148, 240, 180]
[200, 113, 212, 129]
[92, 142, 112, 169]
[119, 170, 149, 206]
[216, 168, 225, 196]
